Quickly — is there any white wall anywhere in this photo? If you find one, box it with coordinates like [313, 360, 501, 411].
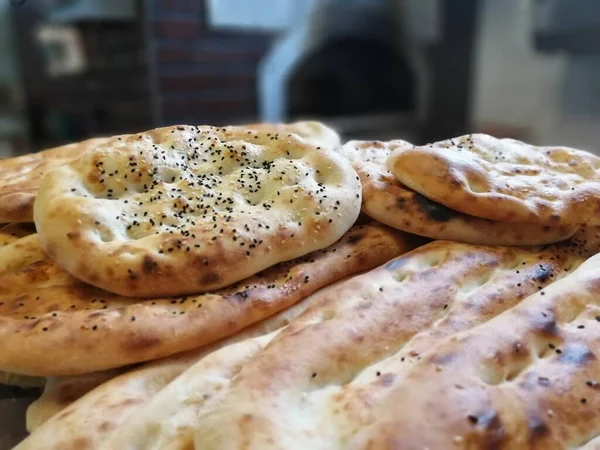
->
[471, 0, 566, 142]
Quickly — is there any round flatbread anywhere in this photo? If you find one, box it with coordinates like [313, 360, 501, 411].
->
[0, 223, 415, 376]
[0, 138, 111, 223]
[387, 133, 600, 225]
[34, 124, 361, 297]
[340, 140, 578, 245]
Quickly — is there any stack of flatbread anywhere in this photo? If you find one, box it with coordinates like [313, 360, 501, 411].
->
[2, 124, 600, 449]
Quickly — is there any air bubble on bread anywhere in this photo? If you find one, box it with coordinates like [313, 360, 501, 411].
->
[458, 270, 495, 295]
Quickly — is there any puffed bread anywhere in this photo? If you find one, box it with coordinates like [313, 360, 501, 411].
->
[0, 138, 111, 223]
[16, 279, 348, 450]
[0, 223, 415, 376]
[388, 134, 600, 225]
[351, 250, 600, 449]
[191, 238, 599, 449]
[33, 124, 361, 297]
[341, 140, 578, 245]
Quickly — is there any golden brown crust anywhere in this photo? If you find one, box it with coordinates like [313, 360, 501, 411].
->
[0, 138, 110, 223]
[341, 140, 578, 245]
[33, 124, 361, 297]
[17, 279, 352, 450]
[352, 251, 600, 449]
[191, 236, 600, 449]
[388, 134, 600, 225]
[0, 234, 46, 273]
[0, 223, 416, 376]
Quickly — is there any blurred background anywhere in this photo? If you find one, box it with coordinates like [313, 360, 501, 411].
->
[1, 0, 599, 158]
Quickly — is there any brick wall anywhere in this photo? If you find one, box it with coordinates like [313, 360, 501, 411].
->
[12, 0, 272, 151]
[52, 22, 154, 135]
[150, 0, 273, 126]
[12, 1, 153, 150]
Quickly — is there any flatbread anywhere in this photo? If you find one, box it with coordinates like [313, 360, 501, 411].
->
[26, 368, 127, 433]
[245, 121, 340, 149]
[0, 223, 36, 247]
[190, 237, 600, 449]
[0, 138, 110, 223]
[351, 251, 600, 449]
[0, 234, 45, 274]
[16, 279, 348, 450]
[387, 134, 600, 225]
[0, 224, 45, 390]
[33, 124, 361, 297]
[341, 140, 578, 245]
[0, 223, 414, 376]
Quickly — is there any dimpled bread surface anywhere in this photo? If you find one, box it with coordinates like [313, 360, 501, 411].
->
[16, 278, 361, 450]
[0, 224, 415, 376]
[33, 124, 361, 297]
[190, 234, 600, 449]
[340, 140, 578, 245]
[387, 133, 600, 225]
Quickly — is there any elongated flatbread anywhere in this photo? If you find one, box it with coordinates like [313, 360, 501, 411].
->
[351, 250, 600, 449]
[16, 235, 600, 449]
[16, 280, 347, 450]
[0, 223, 414, 376]
[387, 134, 600, 225]
[33, 124, 361, 297]
[191, 237, 599, 449]
[25, 368, 128, 433]
[0, 223, 36, 247]
[341, 140, 578, 245]
[0, 224, 45, 390]
[0, 138, 110, 223]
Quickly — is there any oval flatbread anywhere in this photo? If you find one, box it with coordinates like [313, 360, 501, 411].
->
[16, 233, 600, 449]
[0, 138, 111, 223]
[34, 124, 361, 297]
[0, 223, 415, 376]
[191, 236, 600, 449]
[341, 140, 578, 245]
[17, 278, 359, 450]
[351, 250, 600, 449]
[387, 134, 600, 225]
